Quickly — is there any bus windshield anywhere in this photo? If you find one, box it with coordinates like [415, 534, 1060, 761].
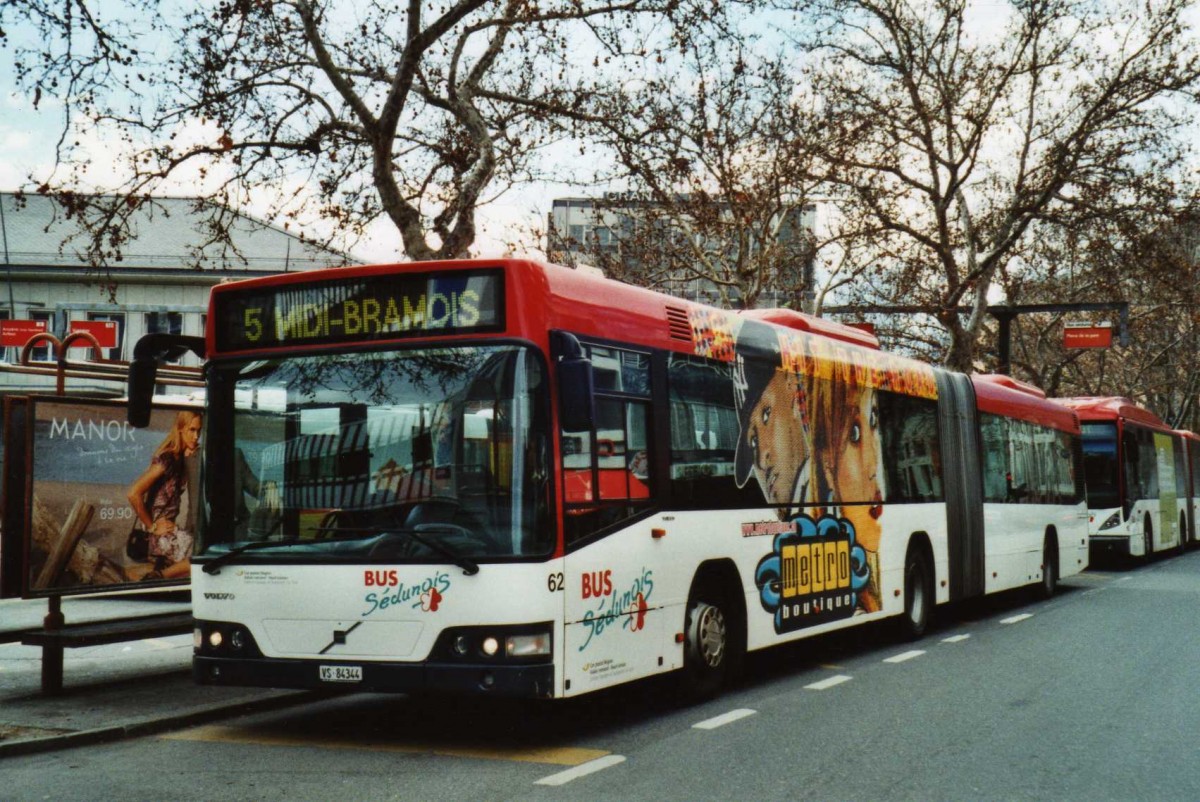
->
[201, 344, 551, 561]
[1080, 421, 1120, 510]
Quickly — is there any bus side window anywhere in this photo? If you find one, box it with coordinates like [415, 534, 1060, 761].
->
[1175, 436, 1188, 497]
[561, 343, 655, 546]
[1141, 431, 1159, 499]
[879, 393, 943, 503]
[1123, 429, 1141, 509]
[666, 354, 760, 510]
[979, 413, 1009, 503]
[1191, 440, 1200, 500]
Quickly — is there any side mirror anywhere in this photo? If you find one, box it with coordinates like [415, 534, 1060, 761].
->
[559, 356, 594, 432]
[552, 330, 593, 432]
[126, 333, 207, 427]
[127, 357, 158, 428]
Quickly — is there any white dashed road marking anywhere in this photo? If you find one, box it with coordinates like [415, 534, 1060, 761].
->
[534, 755, 627, 786]
[692, 709, 757, 730]
[883, 650, 926, 664]
[805, 674, 853, 690]
[1000, 614, 1033, 625]
[942, 634, 970, 643]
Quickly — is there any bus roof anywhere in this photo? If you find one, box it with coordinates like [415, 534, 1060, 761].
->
[738, 308, 880, 349]
[1056, 396, 1171, 430]
[972, 374, 1079, 433]
[208, 257, 885, 358]
[532, 260, 881, 351]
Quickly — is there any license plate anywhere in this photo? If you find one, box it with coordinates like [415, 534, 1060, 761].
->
[319, 665, 362, 683]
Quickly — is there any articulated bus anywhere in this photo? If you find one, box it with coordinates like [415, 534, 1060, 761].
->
[127, 259, 1087, 699]
[1059, 397, 1188, 559]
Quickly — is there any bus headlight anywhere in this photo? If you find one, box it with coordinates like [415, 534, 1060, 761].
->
[194, 621, 263, 657]
[506, 633, 551, 658]
[1100, 512, 1121, 530]
[435, 624, 553, 663]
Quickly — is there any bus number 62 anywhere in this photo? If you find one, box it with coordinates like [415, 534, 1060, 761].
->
[547, 572, 565, 592]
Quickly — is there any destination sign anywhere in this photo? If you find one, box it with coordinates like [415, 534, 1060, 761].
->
[213, 269, 503, 351]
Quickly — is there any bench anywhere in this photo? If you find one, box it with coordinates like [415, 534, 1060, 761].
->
[21, 611, 193, 695]
[0, 628, 35, 646]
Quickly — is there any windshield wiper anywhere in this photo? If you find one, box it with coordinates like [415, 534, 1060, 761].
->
[202, 525, 481, 577]
[375, 525, 480, 576]
[201, 538, 303, 575]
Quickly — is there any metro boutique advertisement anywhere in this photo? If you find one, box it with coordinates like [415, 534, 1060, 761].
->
[10, 398, 201, 597]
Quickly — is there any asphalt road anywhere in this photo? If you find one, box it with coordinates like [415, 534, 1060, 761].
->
[5, 552, 1200, 801]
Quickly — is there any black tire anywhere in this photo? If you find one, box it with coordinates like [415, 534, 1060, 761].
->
[1144, 515, 1154, 560]
[1179, 513, 1188, 555]
[1039, 535, 1059, 599]
[680, 589, 739, 699]
[900, 546, 933, 640]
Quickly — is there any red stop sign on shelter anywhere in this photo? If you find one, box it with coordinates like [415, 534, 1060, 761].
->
[67, 320, 118, 349]
[0, 319, 49, 347]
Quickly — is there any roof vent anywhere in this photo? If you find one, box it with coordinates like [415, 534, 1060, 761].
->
[666, 305, 692, 342]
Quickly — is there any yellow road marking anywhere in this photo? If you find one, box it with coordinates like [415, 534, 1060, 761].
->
[161, 725, 608, 766]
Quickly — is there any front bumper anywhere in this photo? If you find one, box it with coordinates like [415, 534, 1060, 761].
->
[1089, 534, 1130, 558]
[194, 654, 555, 698]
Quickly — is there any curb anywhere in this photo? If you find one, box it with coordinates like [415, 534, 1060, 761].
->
[0, 689, 323, 759]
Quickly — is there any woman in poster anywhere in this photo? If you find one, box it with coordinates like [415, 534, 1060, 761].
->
[126, 410, 202, 580]
[811, 378, 885, 612]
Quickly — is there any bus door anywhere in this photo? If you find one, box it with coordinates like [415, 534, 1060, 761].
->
[1153, 432, 1178, 548]
[556, 336, 664, 695]
[935, 371, 985, 600]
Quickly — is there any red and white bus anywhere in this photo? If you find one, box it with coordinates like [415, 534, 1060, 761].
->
[1060, 397, 1188, 559]
[127, 259, 1088, 699]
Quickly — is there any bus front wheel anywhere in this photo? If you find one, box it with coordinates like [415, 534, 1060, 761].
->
[681, 594, 735, 699]
[1143, 515, 1154, 559]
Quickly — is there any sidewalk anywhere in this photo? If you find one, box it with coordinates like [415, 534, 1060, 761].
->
[0, 592, 317, 757]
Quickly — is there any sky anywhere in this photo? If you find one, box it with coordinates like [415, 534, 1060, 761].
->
[4, 0, 1198, 270]
[0, 4, 559, 264]
[0, 0, 774, 265]
[0, 0, 1050, 264]
[0, 1, 995, 267]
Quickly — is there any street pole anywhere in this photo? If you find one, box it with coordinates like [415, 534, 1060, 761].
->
[0, 195, 15, 316]
[822, 301, 1131, 375]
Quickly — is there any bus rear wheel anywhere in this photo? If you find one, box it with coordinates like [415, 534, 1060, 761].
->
[1143, 515, 1154, 560]
[1039, 535, 1059, 599]
[900, 545, 933, 640]
[681, 594, 736, 699]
